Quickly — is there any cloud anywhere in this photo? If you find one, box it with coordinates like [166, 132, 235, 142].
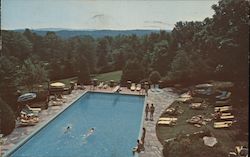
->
[86, 13, 121, 29]
[92, 14, 105, 19]
[144, 20, 174, 27]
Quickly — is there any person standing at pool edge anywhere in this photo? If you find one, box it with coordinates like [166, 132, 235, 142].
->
[141, 127, 146, 148]
[145, 104, 149, 120]
[150, 104, 155, 121]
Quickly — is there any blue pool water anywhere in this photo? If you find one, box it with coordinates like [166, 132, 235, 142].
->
[10, 92, 145, 157]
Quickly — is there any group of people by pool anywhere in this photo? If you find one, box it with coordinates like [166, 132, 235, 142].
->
[132, 103, 156, 154]
[132, 127, 146, 155]
[145, 103, 155, 121]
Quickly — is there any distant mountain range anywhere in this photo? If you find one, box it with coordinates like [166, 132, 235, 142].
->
[12, 28, 171, 39]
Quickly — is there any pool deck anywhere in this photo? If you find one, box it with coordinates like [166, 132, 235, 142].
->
[1, 86, 178, 157]
[139, 89, 178, 157]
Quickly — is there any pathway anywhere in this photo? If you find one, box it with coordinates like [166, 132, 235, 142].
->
[139, 88, 178, 157]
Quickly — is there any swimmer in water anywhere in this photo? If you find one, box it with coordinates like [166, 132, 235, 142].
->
[64, 126, 71, 133]
[82, 128, 95, 143]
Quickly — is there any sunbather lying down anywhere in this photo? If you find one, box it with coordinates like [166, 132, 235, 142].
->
[186, 115, 206, 125]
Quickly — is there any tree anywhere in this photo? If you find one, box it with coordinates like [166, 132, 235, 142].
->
[0, 97, 16, 136]
[2, 31, 32, 61]
[96, 38, 109, 68]
[149, 71, 161, 84]
[18, 59, 48, 90]
[0, 56, 19, 112]
[77, 56, 91, 84]
[121, 60, 145, 84]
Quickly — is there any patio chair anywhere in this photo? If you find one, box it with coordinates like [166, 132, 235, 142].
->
[98, 82, 104, 89]
[103, 84, 108, 89]
[130, 83, 136, 91]
[136, 84, 141, 91]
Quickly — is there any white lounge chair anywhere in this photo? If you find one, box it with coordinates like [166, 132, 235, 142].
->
[136, 84, 141, 91]
[98, 82, 104, 88]
[130, 83, 136, 91]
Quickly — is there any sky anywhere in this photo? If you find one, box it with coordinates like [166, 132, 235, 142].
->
[1, 0, 218, 30]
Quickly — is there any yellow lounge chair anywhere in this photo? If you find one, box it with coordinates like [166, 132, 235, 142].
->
[130, 83, 136, 91]
[214, 106, 232, 112]
[221, 113, 232, 116]
[158, 117, 178, 122]
[214, 121, 233, 125]
[220, 115, 235, 120]
[157, 120, 173, 125]
[176, 97, 191, 102]
[214, 122, 232, 128]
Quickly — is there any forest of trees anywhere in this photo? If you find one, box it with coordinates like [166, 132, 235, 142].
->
[0, 0, 249, 135]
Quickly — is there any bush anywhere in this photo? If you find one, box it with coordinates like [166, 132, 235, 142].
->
[0, 97, 16, 136]
[149, 71, 161, 84]
[163, 135, 227, 157]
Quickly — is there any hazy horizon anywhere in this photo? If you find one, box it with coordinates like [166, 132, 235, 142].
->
[2, 0, 218, 30]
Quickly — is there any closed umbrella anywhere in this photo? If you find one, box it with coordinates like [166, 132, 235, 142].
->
[17, 93, 37, 102]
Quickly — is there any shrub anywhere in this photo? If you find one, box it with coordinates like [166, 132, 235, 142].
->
[149, 71, 161, 84]
[163, 135, 227, 157]
[0, 97, 16, 136]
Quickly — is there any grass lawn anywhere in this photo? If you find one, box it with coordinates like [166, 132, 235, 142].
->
[156, 97, 247, 155]
[91, 70, 122, 82]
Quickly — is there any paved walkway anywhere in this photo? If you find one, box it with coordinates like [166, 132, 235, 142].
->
[139, 88, 178, 157]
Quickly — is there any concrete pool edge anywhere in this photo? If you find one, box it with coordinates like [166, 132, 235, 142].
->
[4, 91, 146, 157]
[4, 90, 87, 157]
[134, 95, 147, 157]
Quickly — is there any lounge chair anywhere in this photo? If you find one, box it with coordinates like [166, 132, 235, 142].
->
[51, 101, 63, 106]
[158, 117, 178, 122]
[215, 98, 231, 104]
[214, 123, 232, 129]
[98, 82, 104, 89]
[214, 106, 232, 112]
[180, 92, 192, 98]
[216, 91, 231, 100]
[189, 103, 206, 110]
[220, 115, 235, 120]
[214, 121, 233, 125]
[112, 85, 120, 93]
[136, 84, 141, 91]
[26, 105, 41, 112]
[221, 113, 232, 116]
[103, 84, 108, 89]
[175, 97, 191, 102]
[130, 83, 136, 91]
[155, 84, 163, 92]
[157, 120, 176, 126]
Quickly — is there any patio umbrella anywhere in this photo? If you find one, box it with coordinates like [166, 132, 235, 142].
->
[195, 84, 213, 88]
[17, 93, 37, 102]
[50, 82, 65, 88]
[203, 136, 217, 147]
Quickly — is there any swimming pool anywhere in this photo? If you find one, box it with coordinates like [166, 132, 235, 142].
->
[8, 92, 145, 157]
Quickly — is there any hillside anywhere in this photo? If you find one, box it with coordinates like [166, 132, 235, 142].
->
[13, 29, 170, 39]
